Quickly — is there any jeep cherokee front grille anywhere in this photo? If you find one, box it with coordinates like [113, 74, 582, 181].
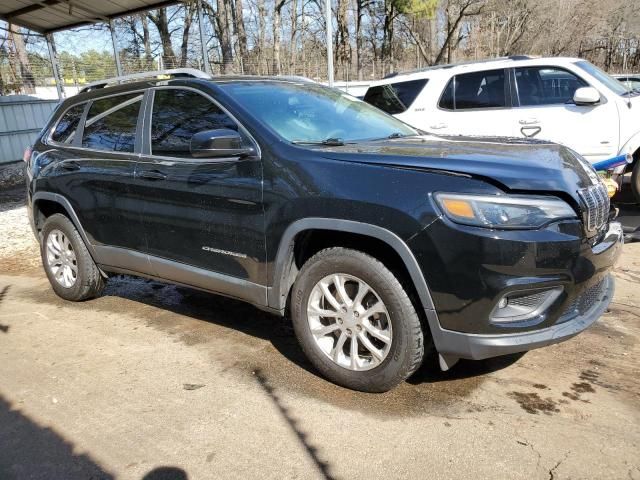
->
[577, 182, 609, 232]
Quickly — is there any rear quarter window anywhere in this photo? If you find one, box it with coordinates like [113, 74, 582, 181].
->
[50, 103, 85, 144]
[363, 79, 428, 114]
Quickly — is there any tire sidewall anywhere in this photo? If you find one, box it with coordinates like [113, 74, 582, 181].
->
[632, 160, 640, 204]
[291, 250, 419, 392]
[41, 215, 91, 300]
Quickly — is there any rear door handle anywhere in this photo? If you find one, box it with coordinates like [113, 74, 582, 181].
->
[61, 161, 80, 171]
[138, 169, 167, 181]
[519, 118, 540, 125]
[429, 123, 448, 130]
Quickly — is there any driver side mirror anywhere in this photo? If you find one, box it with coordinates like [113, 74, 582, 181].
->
[190, 129, 255, 158]
[573, 87, 601, 106]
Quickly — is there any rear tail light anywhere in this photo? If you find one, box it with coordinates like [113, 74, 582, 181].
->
[23, 146, 33, 163]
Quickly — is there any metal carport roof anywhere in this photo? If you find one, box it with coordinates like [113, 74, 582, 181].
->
[0, 0, 181, 34]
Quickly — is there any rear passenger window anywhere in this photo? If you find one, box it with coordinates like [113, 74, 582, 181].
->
[150, 89, 238, 158]
[51, 103, 85, 144]
[363, 79, 428, 114]
[439, 69, 507, 110]
[515, 67, 588, 106]
[82, 93, 142, 152]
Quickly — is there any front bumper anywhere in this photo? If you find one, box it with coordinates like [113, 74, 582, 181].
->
[416, 221, 623, 369]
[430, 273, 614, 367]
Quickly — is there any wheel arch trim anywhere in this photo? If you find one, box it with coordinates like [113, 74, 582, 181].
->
[31, 191, 97, 259]
[267, 218, 437, 313]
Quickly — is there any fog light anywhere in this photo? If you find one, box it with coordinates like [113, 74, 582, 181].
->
[491, 287, 563, 323]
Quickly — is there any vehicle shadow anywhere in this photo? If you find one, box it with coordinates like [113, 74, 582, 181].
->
[102, 277, 523, 390]
[0, 393, 114, 479]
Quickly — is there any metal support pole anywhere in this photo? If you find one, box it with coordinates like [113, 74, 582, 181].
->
[109, 19, 123, 76]
[325, 0, 334, 86]
[46, 33, 64, 100]
[197, 0, 210, 74]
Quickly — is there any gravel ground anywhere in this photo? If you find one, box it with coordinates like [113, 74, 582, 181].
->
[1, 189, 639, 480]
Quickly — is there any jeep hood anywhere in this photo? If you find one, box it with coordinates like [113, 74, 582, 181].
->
[319, 135, 600, 196]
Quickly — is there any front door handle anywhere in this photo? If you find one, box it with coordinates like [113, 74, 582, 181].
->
[519, 118, 540, 125]
[429, 123, 448, 130]
[61, 161, 80, 171]
[138, 169, 167, 181]
[521, 126, 542, 138]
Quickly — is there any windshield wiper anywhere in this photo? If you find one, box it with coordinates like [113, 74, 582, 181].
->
[291, 137, 346, 146]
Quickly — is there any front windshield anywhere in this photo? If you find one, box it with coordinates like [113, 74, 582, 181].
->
[218, 81, 417, 143]
[574, 60, 629, 96]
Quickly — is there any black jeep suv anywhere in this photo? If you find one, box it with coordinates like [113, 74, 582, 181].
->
[26, 70, 623, 392]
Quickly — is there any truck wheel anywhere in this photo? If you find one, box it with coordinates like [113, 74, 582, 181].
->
[291, 247, 425, 392]
[40, 213, 105, 301]
[632, 160, 640, 204]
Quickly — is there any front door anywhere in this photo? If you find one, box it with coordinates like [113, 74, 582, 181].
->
[512, 66, 619, 163]
[133, 87, 266, 290]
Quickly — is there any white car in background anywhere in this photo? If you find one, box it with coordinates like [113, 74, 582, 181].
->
[363, 56, 640, 201]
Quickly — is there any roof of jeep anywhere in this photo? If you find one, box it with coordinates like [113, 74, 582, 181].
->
[57, 75, 316, 109]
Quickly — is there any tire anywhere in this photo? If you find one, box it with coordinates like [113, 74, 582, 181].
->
[291, 247, 426, 392]
[632, 160, 640, 204]
[40, 213, 104, 301]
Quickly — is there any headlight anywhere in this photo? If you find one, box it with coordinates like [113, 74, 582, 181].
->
[434, 193, 577, 229]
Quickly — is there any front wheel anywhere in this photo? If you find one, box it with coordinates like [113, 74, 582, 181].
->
[291, 247, 426, 392]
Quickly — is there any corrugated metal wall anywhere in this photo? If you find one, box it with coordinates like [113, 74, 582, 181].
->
[0, 98, 58, 164]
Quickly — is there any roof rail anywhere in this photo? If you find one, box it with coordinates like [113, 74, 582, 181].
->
[390, 55, 535, 77]
[79, 68, 212, 93]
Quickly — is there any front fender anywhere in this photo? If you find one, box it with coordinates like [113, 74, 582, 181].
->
[266, 218, 437, 313]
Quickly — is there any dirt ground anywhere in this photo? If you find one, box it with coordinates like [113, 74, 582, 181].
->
[0, 187, 639, 480]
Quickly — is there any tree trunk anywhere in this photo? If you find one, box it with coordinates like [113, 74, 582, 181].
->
[257, 0, 266, 74]
[355, 0, 363, 80]
[142, 15, 153, 68]
[273, 0, 287, 75]
[290, 0, 298, 74]
[234, 0, 248, 71]
[9, 24, 36, 94]
[148, 8, 177, 68]
[180, 3, 195, 67]
[336, 0, 350, 68]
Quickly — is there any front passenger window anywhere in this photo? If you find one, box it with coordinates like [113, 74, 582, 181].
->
[151, 89, 238, 158]
[515, 67, 588, 106]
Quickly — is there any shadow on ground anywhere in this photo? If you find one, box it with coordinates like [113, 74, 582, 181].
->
[19, 275, 525, 417]
[0, 394, 114, 480]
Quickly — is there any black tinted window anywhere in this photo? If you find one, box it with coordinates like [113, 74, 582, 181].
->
[151, 89, 237, 157]
[51, 103, 85, 144]
[364, 79, 428, 114]
[438, 79, 454, 110]
[82, 93, 142, 152]
[441, 69, 507, 110]
[515, 67, 588, 106]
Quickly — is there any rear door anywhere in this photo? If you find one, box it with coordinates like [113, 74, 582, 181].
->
[133, 86, 266, 290]
[511, 66, 619, 162]
[427, 68, 518, 138]
[46, 91, 146, 253]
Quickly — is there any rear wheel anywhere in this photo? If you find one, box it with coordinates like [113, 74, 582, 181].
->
[41, 214, 104, 301]
[291, 247, 426, 392]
